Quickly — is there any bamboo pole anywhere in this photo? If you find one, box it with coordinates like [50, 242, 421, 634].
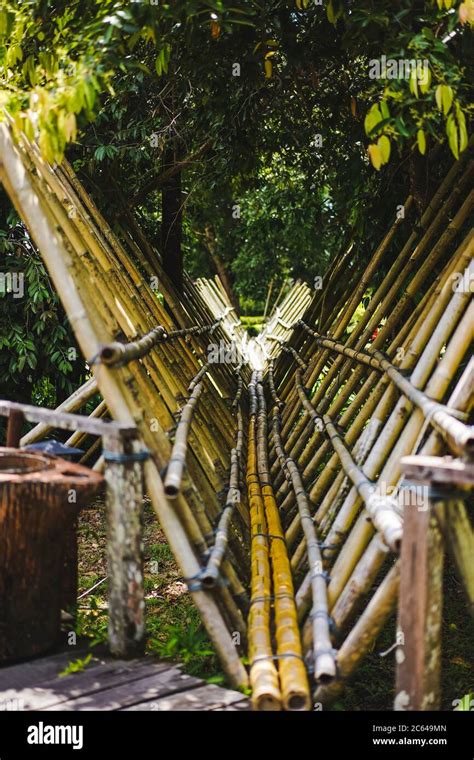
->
[164, 364, 211, 498]
[247, 376, 282, 709]
[200, 408, 244, 589]
[255, 375, 311, 710]
[0, 123, 249, 690]
[271, 402, 336, 684]
[20, 378, 97, 446]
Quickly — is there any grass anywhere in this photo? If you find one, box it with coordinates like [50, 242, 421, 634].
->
[76, 497, 225, 684]
[332, 555, 474, 711]
[76, 499, 473, 708]
[240, 315, 264, 336]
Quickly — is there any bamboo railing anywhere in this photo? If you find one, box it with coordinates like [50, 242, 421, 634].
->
[0, 119, 472, 711]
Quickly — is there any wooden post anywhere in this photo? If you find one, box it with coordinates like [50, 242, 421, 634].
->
[395, 490, 444, 710]
[393, 454, 474, 711]
[6, 409, 24, 447]
[104, 433, 145, 658]
[61, 517, 79, 616]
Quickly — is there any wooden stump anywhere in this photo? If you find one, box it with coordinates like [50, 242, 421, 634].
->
[0, 449, 103, 661]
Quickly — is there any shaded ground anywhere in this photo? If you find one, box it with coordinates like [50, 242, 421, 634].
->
[77, 500, 473, 709]
[77, 499, 224, 685]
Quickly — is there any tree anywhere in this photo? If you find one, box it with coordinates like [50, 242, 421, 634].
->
[0, 0, 471, 301]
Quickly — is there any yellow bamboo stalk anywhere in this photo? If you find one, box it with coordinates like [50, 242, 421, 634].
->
[247, 407, 282, 710]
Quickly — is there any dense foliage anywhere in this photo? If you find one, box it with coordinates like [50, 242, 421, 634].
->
[0, 1, 472, 400]
[0, 199, 85, 406]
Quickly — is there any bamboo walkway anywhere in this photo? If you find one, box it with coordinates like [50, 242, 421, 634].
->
[0, 121, 472, 711]
[0, 648, 249, 711]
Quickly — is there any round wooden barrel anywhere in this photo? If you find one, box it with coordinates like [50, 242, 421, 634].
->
[0, 447, 104, 662]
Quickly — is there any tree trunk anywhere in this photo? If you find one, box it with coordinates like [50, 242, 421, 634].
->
[161, 146, 184, 290]
[204, 224, 240, 313]
[409, 150, 428, 215]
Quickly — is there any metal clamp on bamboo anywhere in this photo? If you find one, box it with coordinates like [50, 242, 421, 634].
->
[163, 364, 210, 498]
[271, 400, 337, 685]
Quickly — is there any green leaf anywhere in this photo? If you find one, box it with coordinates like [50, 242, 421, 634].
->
[380, 100, 390, 120]
[368, 144, 382, 170]
[417, 129, 426, 155]
[442, 85, 453, 115]
[446, 114, 459, 159]
[455, 104, 468, 153]
[364, 105, 382, 136]
[378, 135, 391, 163]
[419, 67, 431, 94]
[395, 116, 410, 138]
[436, 84, 453, 115]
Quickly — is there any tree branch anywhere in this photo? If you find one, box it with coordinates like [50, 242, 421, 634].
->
[131, 139, 213, 207]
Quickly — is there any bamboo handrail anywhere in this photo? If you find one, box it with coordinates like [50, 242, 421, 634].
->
[163, 363, 213, 498]
[271, 401, 337, 683]
[297, 319, 474, 460]
[200, 408, 244, 589]
[97, 320, 225, 367]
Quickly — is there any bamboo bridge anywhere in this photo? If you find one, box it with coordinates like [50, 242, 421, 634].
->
[0, 122, 472, 711]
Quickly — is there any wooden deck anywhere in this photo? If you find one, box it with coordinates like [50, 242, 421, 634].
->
[0, 648, 250, 711]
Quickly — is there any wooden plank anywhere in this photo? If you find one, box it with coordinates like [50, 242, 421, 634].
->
[0, 399, 136, 438]
[44, 667, 202, 710]
[1, 659, 172, 711]
[123, 684, 247, 711]
[401, 455, 474, 486]
[212, 699, 251, 711]
[0, 648, 91, 691]
[395, 499, 444, 710]
[6, 409, 24, 447]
